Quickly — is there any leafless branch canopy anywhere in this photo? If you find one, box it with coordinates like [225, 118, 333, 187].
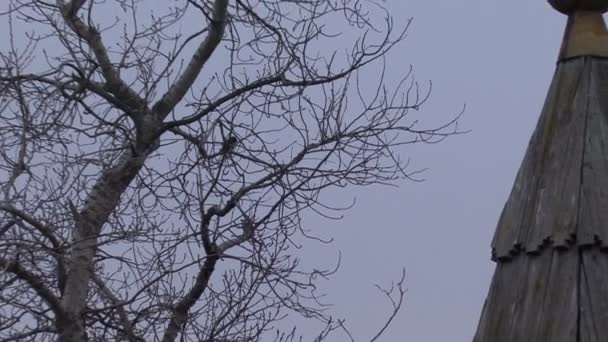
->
[0, 1, 460, 341]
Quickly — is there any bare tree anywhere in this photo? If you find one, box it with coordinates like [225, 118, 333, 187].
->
[0, 1, 460, 341]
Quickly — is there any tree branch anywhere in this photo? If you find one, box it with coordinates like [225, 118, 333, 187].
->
[0, 204, 67, 291]
[160, 255, 219, 342]
[92, 274, 143, 342]
[0, 257, 63, 315]
[0, 204, 63, 252]
[59, 150, 152, 325]
[152, 0, 229, 119]
[58, 0, 148, 120]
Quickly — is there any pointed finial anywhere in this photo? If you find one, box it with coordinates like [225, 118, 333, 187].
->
[549, 0, 608, 60]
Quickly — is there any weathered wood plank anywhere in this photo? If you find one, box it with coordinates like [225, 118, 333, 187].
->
[507, 251, 553, 342]
[579, 249, 600, 342]
[475, 249, 581, 342]
[529, 249, 578, 341]
[579, 59, 608, 246]
[473, 256, 530, 342]
[527, 58, 587, 251]
[492, 58, 587, 259]
[491, 60, 565, 259]
[581, 248, 608, 338]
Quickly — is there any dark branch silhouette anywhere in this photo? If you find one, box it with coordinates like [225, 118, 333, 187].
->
[0, 1, 461, 341]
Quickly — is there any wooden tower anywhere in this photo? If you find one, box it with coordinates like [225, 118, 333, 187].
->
[474, 1, 608, 341]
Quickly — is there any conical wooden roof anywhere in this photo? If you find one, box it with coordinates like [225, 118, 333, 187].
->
[474, 5, 608, 341]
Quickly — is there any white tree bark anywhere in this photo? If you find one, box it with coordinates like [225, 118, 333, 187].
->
[53, 1, 230, 340]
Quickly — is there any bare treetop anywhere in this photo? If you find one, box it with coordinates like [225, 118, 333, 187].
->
[0, 1, 460, 341]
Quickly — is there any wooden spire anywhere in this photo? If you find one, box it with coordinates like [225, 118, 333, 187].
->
[474, 2, 608, 341]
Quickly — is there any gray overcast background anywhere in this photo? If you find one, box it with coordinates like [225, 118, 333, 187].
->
[305, 1, 565, 341]
[0, 0, 567, 341]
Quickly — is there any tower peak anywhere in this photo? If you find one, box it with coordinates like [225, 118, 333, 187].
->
[474, 3, 608, 341]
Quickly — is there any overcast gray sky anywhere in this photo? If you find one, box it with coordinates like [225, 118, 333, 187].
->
[0, 1, 568, 341]
[306, 1, 567, 341]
